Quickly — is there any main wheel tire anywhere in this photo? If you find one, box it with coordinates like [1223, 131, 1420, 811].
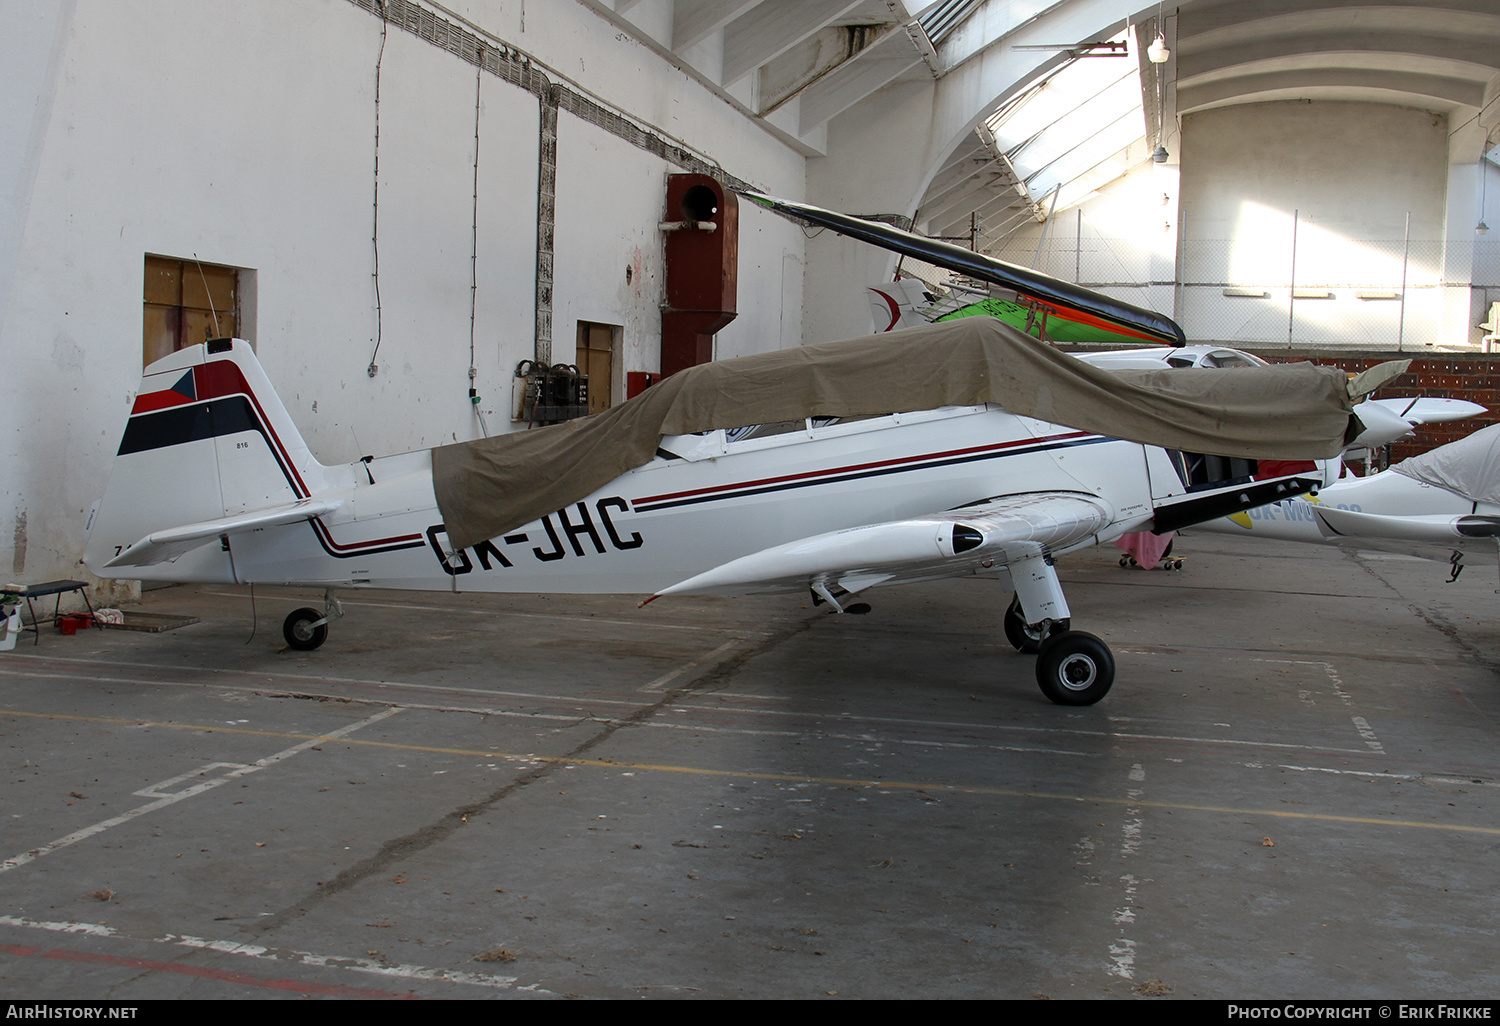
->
[1035, 631, 1114, 706]
[1003, 594, 1069, 654]
[283, 607, 328, 651]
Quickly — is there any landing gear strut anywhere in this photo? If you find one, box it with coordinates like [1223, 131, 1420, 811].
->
[1006, 552, 1115, 705]
[1002, 593, 1069, 653]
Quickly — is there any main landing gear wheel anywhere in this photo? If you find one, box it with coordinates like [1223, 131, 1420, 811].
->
[1003, 594, 1069, 654]
[1035, 631, 1114, 706]
[283, 607, 328, 651]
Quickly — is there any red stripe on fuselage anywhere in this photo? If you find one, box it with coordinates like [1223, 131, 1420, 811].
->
[631, 431, 1093, 507]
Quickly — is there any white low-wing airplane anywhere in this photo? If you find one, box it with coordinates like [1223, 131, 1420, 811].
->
[1197, 422, 1500, 581]
[84, 316, 1404, 706]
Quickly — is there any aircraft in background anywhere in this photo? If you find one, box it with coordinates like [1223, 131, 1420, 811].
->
[746, 192, 1186, 349]
[81, 318, 1399, 706]
[1196, 423, 1500, 581]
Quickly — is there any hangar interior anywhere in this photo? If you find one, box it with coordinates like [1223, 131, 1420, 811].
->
[3, 0, 1500, 593]
[1, 0, 1499, 1001]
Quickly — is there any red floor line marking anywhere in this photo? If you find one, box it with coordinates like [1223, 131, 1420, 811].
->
[0, 943, 417, 999]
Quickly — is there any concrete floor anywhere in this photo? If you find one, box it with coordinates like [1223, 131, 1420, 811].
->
[0, 533, 1496, 1000]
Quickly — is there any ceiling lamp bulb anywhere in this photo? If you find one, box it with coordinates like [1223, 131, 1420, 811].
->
[1152, 145, 1169, 164]
[1147, 33, 1170, 63]
[1479, 220, 1490, 235]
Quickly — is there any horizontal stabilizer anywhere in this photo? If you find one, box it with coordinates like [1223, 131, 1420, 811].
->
[103, 498, 342, 568]
[1312, 505, 1500, 544]
[647, 493, 1109, 600]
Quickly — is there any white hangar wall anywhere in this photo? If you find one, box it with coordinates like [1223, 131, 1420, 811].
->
[1176, 101, 1454, 349]
[986, 102, 1459, 348]
[824, 90, 1475, 351]
[0, 0, 807, 596]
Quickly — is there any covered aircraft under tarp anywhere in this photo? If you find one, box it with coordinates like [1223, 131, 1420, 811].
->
[432, 317, 1395, 551]
[1391, 423, 1500, 504]
[1199, 422, 1500, 575]
[742, 192, 1189, 348]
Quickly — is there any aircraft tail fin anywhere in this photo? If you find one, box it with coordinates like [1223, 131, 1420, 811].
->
[84, 339, 330, 582]
[868, 279, 940, 333]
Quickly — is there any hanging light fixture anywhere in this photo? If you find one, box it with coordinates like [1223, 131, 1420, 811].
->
[1480, 154, 1491, 234]
[1150, 5, 1169, 164]
[1148, 2, 1170, 63]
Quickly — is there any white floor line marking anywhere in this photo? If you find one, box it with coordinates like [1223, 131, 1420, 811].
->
[1278, 764, 1417, 779]
[638, 718, 1105, 758]
[0, 708, 401, 875]
[639, 640, 740, 692]
[1351, 715, 1387, 754]
[1256, 657, 1384, 753]
[1425, 776, 1500, 788]
[0, 656, 791, 708]
[0, 914, 526, 991]
[134, 762, 251, 798]
[0, 658, 1380, 756]
[1107, 763, 1146, 981]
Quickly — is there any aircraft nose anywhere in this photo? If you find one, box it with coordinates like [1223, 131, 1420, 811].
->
[1347, 400, 1413, 449]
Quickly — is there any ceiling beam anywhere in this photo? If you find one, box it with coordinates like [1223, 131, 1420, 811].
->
[798, 31, 925, 133]
[721, 0, 868, 83]
[671, 0, 763, 52]
[1177, 68, 1487, 114]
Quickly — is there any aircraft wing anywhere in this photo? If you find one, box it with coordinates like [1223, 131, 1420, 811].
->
[103, 498, 343, 568]
[646, 493, 1111, 602]
[1311, 506, 1500, 546]
[741, 191, 1187, 347]
[1366, 397, 1487, 426]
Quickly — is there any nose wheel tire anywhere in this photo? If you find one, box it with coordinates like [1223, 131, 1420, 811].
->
[1003, 594, 1069, 654]
[1035, 631, 1114, 706]
[283, 607, 328, 651]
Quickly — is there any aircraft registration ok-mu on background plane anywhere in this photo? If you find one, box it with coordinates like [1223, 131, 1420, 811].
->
[82, 196, 1411, 706]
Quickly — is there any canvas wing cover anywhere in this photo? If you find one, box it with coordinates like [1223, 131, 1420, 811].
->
[433, 317, 1375, 551]
[1391, 424, 1500, 505]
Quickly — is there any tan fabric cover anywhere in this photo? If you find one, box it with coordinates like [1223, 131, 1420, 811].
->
[434, 318, 1362, 550]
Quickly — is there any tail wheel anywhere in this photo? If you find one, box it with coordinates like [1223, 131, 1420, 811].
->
[1035, 631, 1114, 706]
[283, 607, 328, 651]
[1003, 594, 1069, 654]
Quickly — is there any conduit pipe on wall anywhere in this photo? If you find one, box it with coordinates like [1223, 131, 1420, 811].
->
[345, 0, 757, 372]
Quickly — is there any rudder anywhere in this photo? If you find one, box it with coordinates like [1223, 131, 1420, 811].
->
[85, 339, 327, 582]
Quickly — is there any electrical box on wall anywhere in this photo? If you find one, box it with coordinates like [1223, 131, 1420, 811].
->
[660, 174, 738, 379]
[513, 360, 589, 424]
[626, 371, 658, 399]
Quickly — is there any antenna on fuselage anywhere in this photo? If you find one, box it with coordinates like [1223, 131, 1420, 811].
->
[192, 253, 221, 339]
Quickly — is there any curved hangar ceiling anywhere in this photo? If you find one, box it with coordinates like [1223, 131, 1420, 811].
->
[915, 0, 1500, 247]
